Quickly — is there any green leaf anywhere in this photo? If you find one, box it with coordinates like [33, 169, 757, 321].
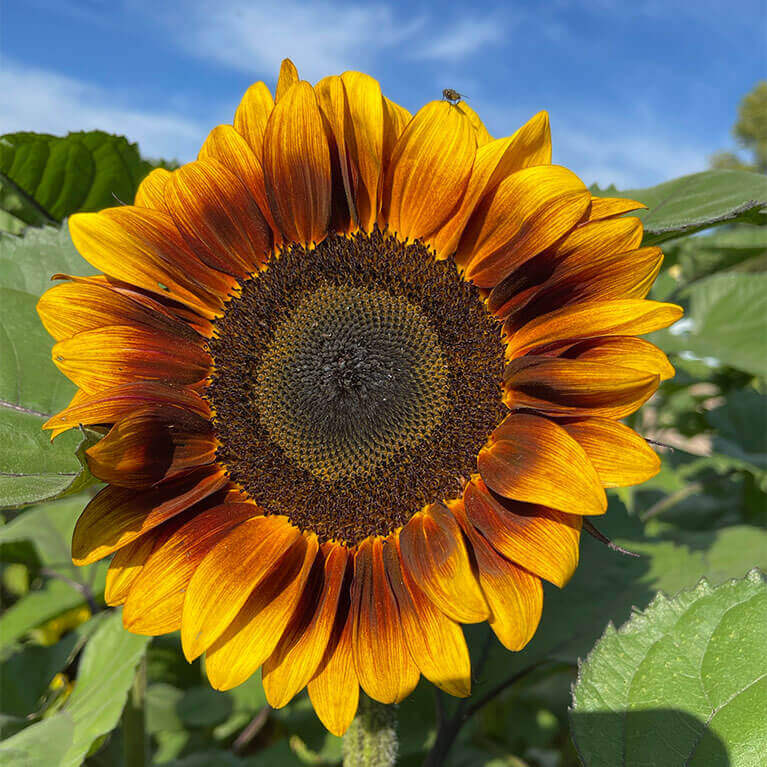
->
[650, 272, 767, 377]
[58, 609, 151, 767]
[0, 227, 100, 509]
[706, 388, 767, 472]
[571, 570, 767, 767]
[176, 686, 233, 728]
[0, 713, 74, 767]
[602, 169, 767, 245]
[0, 131, 153, 231]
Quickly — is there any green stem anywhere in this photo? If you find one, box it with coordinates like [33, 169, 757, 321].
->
[122, 656, 147, 767]
[343, 694, 398, 767]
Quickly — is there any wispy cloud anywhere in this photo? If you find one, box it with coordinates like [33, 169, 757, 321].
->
[0, 61, 205, 162]
[414, 17, 507, 61]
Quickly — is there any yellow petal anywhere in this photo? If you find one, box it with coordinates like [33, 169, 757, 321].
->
[181, 515, 302, 661]
[135, 168, 171, 210]
[457, 101, 494, 146]
[564, 336, 675, 381]
[262, 81, 332, 244]
[560, 418, 661, 488]
[275, 58, 299, 101]
[505, 299, 684, 359]
[588, 196, 646, 221]
[431, 111, 551, 259]
[383, 100, 476, 241]
[105, 534, 157, 606]
[478, 413, 607, 516]
[459, 165, 590, 287]
[398, 504, 489, 623]
[233, 81, 274, 161]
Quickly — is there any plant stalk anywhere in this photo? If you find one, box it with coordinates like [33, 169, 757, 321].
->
[343, 694, 398, 767]
[122, 656, 147, 767]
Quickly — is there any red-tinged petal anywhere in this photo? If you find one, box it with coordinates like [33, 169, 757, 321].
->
[123, 502, 258, 635]
[462, 479, 581, 588]
[69, 209, 235, 318]
[383, 535, 471, 697]
[233, 81, 274, 161]
[459, 165, 591, 288]
[340, 71, 385, 230]
[72, 465, 227, 565]
[262, 543, 349, 708]
[562, 336, 675, 381]
[488, 216, 646, 317]
[85, 406, 216, 488]
[43, 382, 210, 436]
[478, 413, 606, 516]
[308, 604, 359, 736]
[134, 168, 171, 210]
[398, 504, 489, 623]
[181, 515, 302, 661]
[560, 418, 661, 488]
[104, 534, 158, 606]
[205, 534, 319, 691]
[198, 124, 279, 237]
[383, 100, 476, 241]
[37, 280, 193, 342]
[165, 160, 270, 276]
[52, 325, 211, 394]
[351, 537, 420, 704]
[504, 299, 683, 359]
[452, 499, 543, 648]
[503, 356, 660, 419]
[275, 58, 299, 101]
[431, 111, 551, 259]
[588, 196, 646, 220]
[262, 81, 332, 244]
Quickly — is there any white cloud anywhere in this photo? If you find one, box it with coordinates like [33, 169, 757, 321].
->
[0, 62, 205, 162]
[414, 17, 507, 61]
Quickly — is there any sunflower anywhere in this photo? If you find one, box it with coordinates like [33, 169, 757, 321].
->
[38, 58, 681, 735]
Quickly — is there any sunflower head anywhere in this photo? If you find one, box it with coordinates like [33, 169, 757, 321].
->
[38, 58, 682, 735]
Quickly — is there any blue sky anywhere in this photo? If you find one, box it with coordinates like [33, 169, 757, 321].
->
[2, 0, 764, 188]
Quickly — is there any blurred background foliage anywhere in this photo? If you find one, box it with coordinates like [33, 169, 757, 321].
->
[1, 83, 766, 767]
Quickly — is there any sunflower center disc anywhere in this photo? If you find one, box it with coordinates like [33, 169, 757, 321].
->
[206, 230, 506, 544]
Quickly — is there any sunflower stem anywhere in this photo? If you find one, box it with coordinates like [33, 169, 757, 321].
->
[343, 694, 398, 767]
[122, 656, 147, 767]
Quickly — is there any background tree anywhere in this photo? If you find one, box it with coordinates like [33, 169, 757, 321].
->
[711, 81, 767, 172]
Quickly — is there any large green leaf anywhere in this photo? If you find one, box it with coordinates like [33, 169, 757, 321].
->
[0, 228, 99, 508]
[0, 713, 74, 767]
[706, 388, 767, 473]
[599, 169, 767, 244]
[0, 131, 152, 233]
[650, 272, 767, 377]
[571, 570, 767, 767]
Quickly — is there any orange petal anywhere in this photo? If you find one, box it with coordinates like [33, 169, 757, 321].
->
[69, 209, 235, 318]
[262, 543, 349, 708]
[37, 280, 192, 342]
[383, 100, 476, 241]
[85, 406, 216, 488]
[123, 502, 258, 635]
[431, 111, 551, 259]
[43, 382, 210, 436]
[503, 356, 660, 419]
[383, 535, 471, 697]
[380, 97, 411, 181]
[205, 533, 319, 690]
[52, 325, 210, 394]
[72, 465, 227, 565]
[398, 504, 489, 623]
[307, 603, 359, 736]
[459, 165, 590, 287]
[165, 160, 270, 276]
[462, 478, 581, 588]
[351, 537, 420, 704]
[180, 515, 302, 661]
[275, 58, 299, 102]
[564, 336, 675, 381]
[262, 81, 332, 244]
[340, 71, 387, 230]
[198, 124, 279, 237]
[48, 388, 88, 439]
[233, 81, 274, 161]
[504, 299, 684, 359]
[560, 418, 661, 488]
[452, 499, 543, 649]
[588, 196, 646, 221]
[104, 534, 158, 606]
[478, 413, 606, 516]
[135, 168, 171, 210]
